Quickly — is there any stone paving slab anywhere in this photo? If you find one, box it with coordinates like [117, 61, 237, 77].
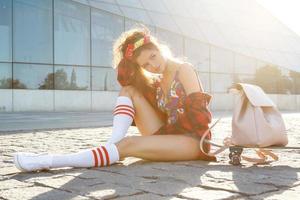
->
[0, 113, 300, 199]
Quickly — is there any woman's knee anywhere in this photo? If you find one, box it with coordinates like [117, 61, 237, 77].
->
[119, 85, 140, 98]
[116, 136, 136, 148]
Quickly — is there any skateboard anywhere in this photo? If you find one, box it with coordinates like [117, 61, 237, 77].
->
[201, 118, 300, 165]
[218, 143, 299, 166]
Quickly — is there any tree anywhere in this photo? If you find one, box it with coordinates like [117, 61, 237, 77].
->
[254, 65, 292, 94]
[40, 68, 88, 90]
[12, 79, 27, 89]
[0, 78, 12, 89]
[54, 69, 69, 90]
[289, 71, 300, 94]
[39, 73, 54, 89]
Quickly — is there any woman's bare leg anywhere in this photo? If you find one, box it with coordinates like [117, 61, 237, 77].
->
[116, 87, 207, 162]
[116, 134, 203, 161]
[119, 86, 164, 136]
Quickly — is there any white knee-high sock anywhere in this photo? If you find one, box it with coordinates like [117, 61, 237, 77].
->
[107, 96, 135, 144]
[50, 144, 120, 168]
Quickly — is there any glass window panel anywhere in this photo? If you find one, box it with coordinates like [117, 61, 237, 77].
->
[198, 72, 210, 92]
[89, 1, 122, 15]
[284, 52, 300, 68]
[13, 64, 54, 89]
[140, 0, 168, 13]
[267, 50, 290, 68]
[124, 18, 135, 30]
[290, 36, 300, 54]
[185, 38, 210, 72]
[203, 3, 231, 24]
[13, 0, 53, 63]
[219, 26, 245, 47]
[0, 63, 12, 89]
[231, 46, 255, 60]
[197, 20, 228, 48]
[234, 54, 257, 75]
[173, 16, 206, 42]
[211, 46, 234, 73]
[106, 68, 120, 91]
[162, 0, 189, 17]
[239, 29, 262, 49]
[119, 6, 153, 26]
[72, 0, 89, 5]
[183, 0, 211, 20]
[249, 48, 272, 65]
[55, 66, 90, 90]
[211, 73, 233, 93]
[116, 0, 143, 9]
[0, 0, 12, 62]
[92, 9, 123, 66]
[99, 0, 117, 3]
[125, 18, 155, 33]
[91, 0, 116, 3]
[147, 11, 179, 33]
[92, 67, 109, 91]
[233, 74, 256, 85]
[54, 0, 90, 65]
[92, 67, 120, 91]
[156, 28, 183, 57]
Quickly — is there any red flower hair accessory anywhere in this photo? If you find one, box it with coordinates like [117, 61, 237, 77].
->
[125, 44, 134, 59]
[125, 35, 150, 59]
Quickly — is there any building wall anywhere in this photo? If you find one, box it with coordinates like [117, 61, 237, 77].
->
[1, 89, 299, 112]
[0, 0, 299, 112]
[0, 89, 119, 112]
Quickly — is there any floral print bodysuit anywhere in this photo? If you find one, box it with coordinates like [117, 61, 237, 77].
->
[155, 68, 187, 124]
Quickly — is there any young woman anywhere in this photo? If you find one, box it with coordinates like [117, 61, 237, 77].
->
[13, 27, 216, 172]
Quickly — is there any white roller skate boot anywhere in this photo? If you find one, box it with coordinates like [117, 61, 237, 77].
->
[13, 152, 52, 172]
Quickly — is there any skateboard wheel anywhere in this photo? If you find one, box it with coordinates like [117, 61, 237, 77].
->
[230, 154, 241, 165]
[229, 147, 243, 166]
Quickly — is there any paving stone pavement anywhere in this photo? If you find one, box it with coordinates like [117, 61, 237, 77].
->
[0, 113, 299, 200]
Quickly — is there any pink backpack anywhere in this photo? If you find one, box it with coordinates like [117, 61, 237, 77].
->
[231, 83, 288, 147]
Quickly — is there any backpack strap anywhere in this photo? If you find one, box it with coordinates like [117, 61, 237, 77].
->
[199, 118, 229, 157]
[241, 149, 278, 164]
[259, 149, 279, 160]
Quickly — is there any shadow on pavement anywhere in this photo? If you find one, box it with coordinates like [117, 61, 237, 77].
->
[10, 159, 299, 199]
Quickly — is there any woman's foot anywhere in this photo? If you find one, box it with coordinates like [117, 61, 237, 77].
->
[13, 144, 120, 172]
[13, 152, 52, 172]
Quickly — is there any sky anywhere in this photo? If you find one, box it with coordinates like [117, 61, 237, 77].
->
[256, 0, 300, 36]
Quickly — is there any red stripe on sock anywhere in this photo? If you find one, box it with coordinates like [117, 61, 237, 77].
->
[113, 111, 134, 119]
[92, 149, 98, 167]
[101, 146, 110, 166]
[96, 148, 104, 167]
[115, 105, 134, 110]
[113, 107, 135, 116]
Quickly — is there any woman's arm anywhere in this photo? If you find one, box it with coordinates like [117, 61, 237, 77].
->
[152, 62, 212, 136]
[178, 63, 204, 95]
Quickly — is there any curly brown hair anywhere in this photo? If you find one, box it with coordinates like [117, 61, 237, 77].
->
[112, 26, 173, 94]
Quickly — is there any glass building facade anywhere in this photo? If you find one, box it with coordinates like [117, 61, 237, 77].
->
[0, 0, 300, 112]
